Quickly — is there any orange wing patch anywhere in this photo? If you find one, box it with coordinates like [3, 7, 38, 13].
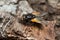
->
[32, 11, 41, 16]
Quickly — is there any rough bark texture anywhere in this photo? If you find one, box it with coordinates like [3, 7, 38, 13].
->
[0, 0, 60, 40]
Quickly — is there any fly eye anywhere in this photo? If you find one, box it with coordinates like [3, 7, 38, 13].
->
[26, 15, 32, 18]
[22, 14, 36, 20]
[26, 15, 36, 19]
